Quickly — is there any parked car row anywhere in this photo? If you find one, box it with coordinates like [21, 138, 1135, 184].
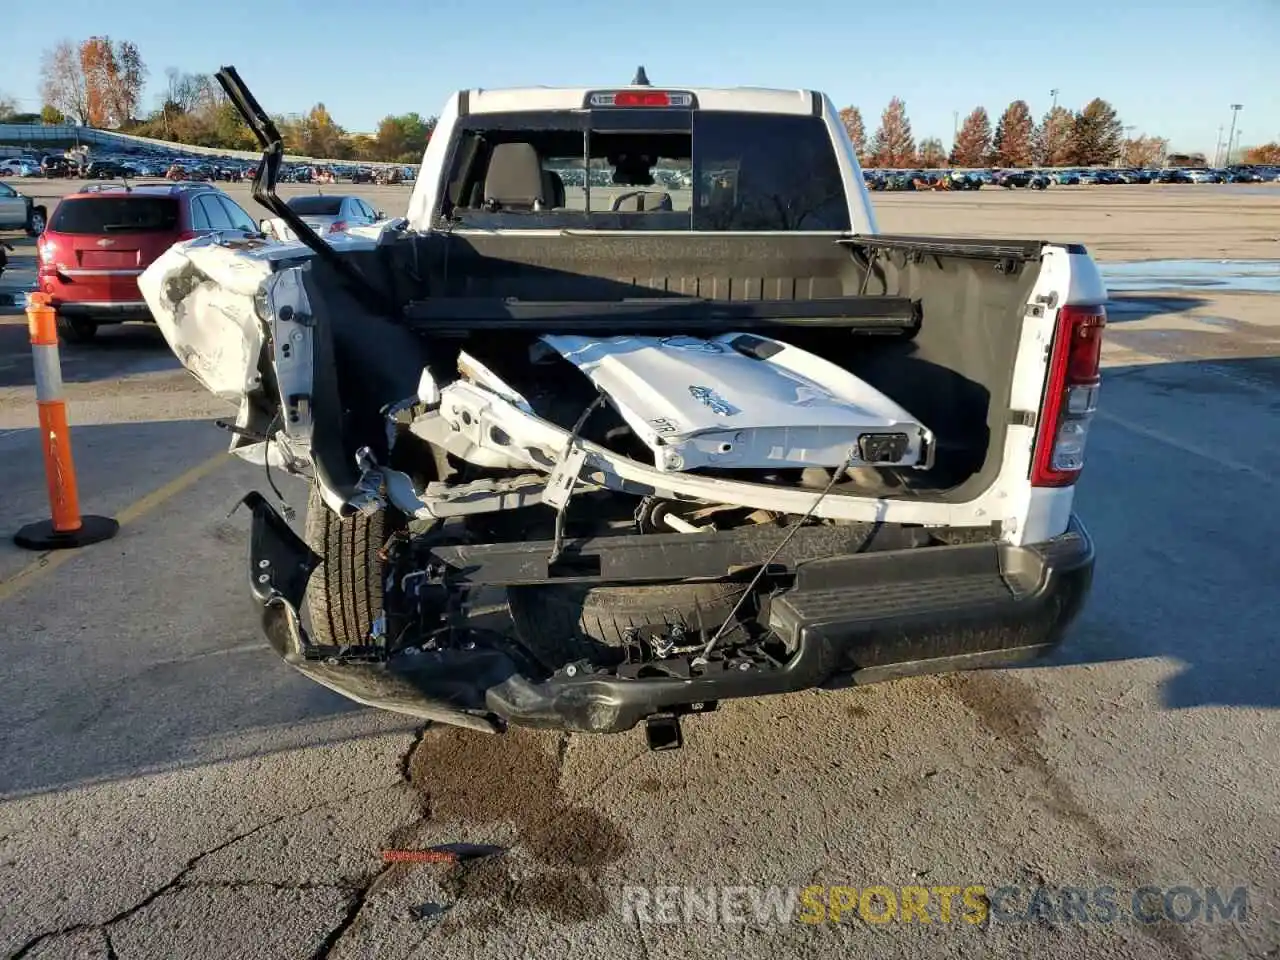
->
[862, 164, 1280, 191]
[0, 146, 421, 185]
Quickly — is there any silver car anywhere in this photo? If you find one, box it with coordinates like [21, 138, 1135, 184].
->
[281, 195, 383, 238]
[0, 181, 45, 234]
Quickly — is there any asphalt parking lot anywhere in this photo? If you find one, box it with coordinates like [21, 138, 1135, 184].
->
[1, 181, 1278, 960]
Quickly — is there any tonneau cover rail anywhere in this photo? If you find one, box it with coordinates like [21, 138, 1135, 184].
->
[402, 295, 920, 337]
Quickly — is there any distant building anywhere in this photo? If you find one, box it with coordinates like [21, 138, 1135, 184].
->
[1165, 152, 1207, 168]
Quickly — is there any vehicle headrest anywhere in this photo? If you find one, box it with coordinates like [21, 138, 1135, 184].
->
[484, 143, 545, 210]
[542, 169, 565, 208]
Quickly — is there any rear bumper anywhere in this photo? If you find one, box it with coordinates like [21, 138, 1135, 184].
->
[245, 494, 1094, 735]
[53, 300, 152, 322]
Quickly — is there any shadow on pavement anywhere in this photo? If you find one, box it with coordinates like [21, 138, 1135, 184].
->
[0, 417, 414, 798]
[0, 317, 175, 389]
[1037, 355, 1280, 710]
[1104, 294, 1209, 323]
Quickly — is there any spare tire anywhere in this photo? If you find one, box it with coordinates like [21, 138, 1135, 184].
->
[506, 580, 747, 670]
[302, 485, 405, 648]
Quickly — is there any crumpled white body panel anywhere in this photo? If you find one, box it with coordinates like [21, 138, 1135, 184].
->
[540, 333, 932, 471]
[139, 237, 273, 403]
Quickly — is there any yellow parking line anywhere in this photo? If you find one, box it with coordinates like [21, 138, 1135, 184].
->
[0, 451, 228, 605]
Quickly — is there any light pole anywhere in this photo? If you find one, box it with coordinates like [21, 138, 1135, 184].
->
[1225, 104, 1242, 165]
[1214, 126, 1224, 166]
[1050, 88, 1059, 112]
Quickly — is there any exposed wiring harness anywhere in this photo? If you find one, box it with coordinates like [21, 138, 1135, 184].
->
[691, 449, 853, 668]
[547, 391, 607, 565]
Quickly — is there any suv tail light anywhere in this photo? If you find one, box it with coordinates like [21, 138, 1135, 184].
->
[1031, 304, 1106, 487]
[328, 220, 349, 234]
[36, 236, 57, 271]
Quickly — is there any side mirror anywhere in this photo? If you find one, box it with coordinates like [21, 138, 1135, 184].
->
[259, 219, 272, 235]
[375, 210, 386, 220]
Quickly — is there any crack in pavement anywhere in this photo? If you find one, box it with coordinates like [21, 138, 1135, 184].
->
[307, 726, 433, 960]
[6, 783, 396, 960]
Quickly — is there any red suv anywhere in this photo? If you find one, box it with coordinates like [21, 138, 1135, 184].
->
[37, 182, 261, 342]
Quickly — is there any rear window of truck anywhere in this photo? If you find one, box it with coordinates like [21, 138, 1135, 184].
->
[50, 197, 180, 234]
[442, 110, 850, 232]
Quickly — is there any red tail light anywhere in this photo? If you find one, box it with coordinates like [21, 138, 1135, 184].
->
[37, 237, 57, 266]
[615, 91, 670, 107]
[1031, 304, 1106, 487]
[328, 220, 349, 234]
[588, 90, 693, 108]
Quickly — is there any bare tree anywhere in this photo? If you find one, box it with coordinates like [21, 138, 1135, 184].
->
[108, 41, 147, 126]
[837, 106, 867, 162]
[0, 93, 18, 121]
[163, 68, 214, 112]
[40, 40, 90, 125]
[951, 107, 992, 167]
[993, 100, 1035, 166]
[1034, 105, 1075, 166]
[869, 98, 916, 168]
[917, 137, 947, 168]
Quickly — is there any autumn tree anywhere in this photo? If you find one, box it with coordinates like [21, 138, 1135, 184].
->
[1242, 143, 1280, 164]
[869, 98, 916, 168]
[101, 40, 146, 126]
[373, 113, 436, 162]
[1034, 105, 1075, 166]
[40, 40, 90, 125]
[837, 106, 867, 162]
[348, 134, 377, 161]
[1069, 98, 1123, 166]
[951, 107, 992, 167]
[299, 103, 347, 158]
[39, 37, 146, 128]
[1121, 134, 1168, 167]
[917, 137, 947, 168]
[993, 100, 1035, 167]
[78, 38, 114, 127]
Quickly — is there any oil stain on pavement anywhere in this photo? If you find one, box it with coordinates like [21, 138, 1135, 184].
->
[405, 725, 629, 929]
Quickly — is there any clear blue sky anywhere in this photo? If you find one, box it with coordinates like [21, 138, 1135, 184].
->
[3, 0, 1277, 154]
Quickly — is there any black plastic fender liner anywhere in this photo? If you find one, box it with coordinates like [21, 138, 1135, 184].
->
[246, 490, 505, 733]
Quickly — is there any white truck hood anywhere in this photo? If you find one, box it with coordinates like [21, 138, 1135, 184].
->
[539, 333, 932, 472]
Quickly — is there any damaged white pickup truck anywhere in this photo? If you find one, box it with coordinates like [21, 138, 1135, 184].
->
[139, 68, 1103, 746]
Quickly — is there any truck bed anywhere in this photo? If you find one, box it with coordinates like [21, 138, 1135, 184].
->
[367, 231, 1046, 499]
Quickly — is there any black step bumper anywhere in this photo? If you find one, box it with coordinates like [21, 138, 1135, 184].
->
[245, 493, 1094, 735]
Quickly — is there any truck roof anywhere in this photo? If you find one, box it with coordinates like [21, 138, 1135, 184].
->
[461, 85, 824, 117]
